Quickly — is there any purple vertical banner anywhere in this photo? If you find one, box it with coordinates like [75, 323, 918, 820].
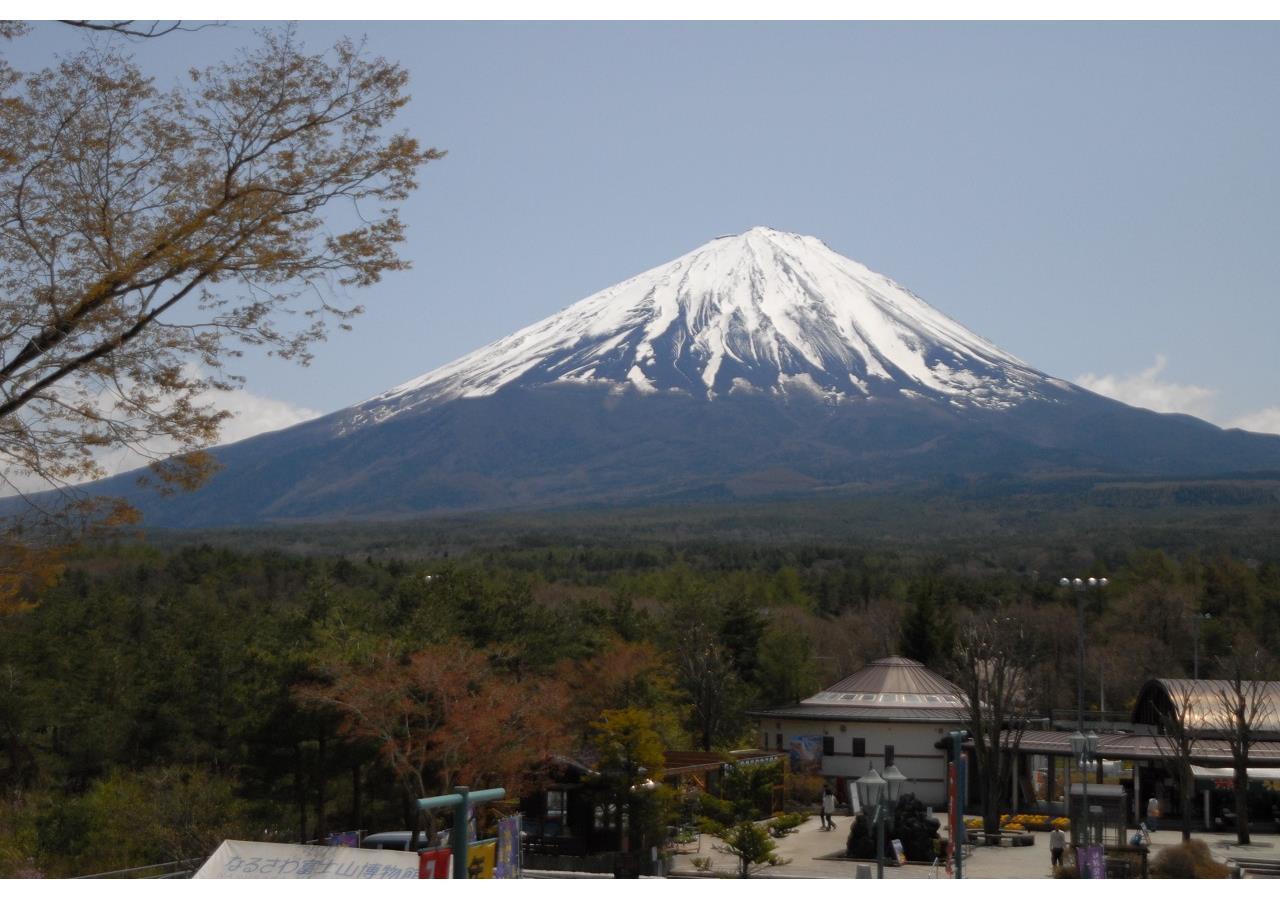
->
[326, 831, 359, 848]
[1087, 844, 1106, 878]
[495, 815, 522, 879]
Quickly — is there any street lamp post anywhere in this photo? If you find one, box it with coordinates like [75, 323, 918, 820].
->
[1190, 612, 1212, 679]
[1059, 576, 1108, 732]
[856, 765, 907, 879]
[1069, 730, 1099, 873]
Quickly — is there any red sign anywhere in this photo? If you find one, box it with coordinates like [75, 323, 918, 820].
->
[946, 762, 957, 877]
[418, 848, 452, 879]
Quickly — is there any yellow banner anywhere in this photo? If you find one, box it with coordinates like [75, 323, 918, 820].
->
[467, 840, 497, 879]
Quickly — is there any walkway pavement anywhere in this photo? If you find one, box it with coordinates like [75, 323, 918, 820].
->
[666, 814, 1279, 879]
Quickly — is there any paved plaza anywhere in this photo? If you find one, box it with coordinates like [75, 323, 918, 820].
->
[665, 814, 1279, 879]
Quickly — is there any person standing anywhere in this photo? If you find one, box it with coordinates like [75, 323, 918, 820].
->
[821, 786, 836, 831]
[1146, 795, 1160, 833]
[1050, 824, 1066, 869]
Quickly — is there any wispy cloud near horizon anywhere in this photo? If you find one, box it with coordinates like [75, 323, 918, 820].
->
[1077, 355, 1280, 436]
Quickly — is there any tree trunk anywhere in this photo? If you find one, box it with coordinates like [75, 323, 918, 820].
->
[314, 729, 327, 841]
[352, 763, 362, 831]
[1234, 755, 1250, 846]
[1180, 773, 1192, 842]
[982, 760, 1001, 835]
[296, 743, 308, 843]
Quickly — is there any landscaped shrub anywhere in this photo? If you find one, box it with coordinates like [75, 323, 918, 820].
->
[721, 762, 782, 820]
[1151, 840, 1230, 879]
[695, 815, 727, 838]
[768, 812, 809, 837]
[693, 792, 736, 826]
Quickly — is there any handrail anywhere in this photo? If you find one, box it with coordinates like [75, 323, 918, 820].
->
[74, 856, 205, 879]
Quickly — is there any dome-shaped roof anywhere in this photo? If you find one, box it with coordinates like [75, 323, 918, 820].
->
[802, 656, 966, 714]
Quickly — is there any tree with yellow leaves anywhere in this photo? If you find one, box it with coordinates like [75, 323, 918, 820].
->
[0, 22, 439, 610]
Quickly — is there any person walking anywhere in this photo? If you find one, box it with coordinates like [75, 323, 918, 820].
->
[821, 786, 837, 831]
[1050, 823, 1066, 869]
[1146, 795, 1160, 833]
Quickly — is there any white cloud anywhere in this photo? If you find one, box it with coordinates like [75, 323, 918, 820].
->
[89, 380, 321, 478]
[1075, 355, 1217, 419]
[1228, 407, 1280, 436]
[208, 388, 321, 446]
[1, 375, 320, 496]
[1077, 355, 1280, 437]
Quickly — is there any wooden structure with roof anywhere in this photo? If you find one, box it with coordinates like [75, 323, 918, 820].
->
[750, 656, 969, 806]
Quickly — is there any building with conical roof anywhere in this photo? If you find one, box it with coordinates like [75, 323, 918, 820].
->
[750, 656, 969, 807]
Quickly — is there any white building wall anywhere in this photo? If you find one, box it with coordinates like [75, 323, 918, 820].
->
[755, 716, 953, 807]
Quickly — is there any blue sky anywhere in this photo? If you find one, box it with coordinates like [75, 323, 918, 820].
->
[10, 20, 1280, 445]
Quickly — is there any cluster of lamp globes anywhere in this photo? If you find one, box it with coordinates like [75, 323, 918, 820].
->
[1070, 730, 1100, 764]
[854, 764, 908, 818]
[1058, 577, 1109, 589]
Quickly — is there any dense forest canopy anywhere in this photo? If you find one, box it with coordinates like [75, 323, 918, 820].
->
[2, 514, 1279, 876]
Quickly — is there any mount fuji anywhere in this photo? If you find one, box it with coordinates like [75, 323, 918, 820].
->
[83, 227, 1280, 526]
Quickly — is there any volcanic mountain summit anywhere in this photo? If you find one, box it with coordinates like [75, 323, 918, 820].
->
[78, 228, 1280, 526]
[348, 226, 1058, 430]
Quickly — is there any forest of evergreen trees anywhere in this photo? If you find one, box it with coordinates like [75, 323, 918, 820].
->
[2, 523, 1279, 876]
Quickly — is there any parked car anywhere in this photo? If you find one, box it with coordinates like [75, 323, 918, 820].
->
[361, 830, 449, 852]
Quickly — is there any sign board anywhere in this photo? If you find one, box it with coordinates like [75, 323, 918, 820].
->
[846, 780, 861, 816]
[495, 815, 522, 879]
[194, 840, 420, 879]
[946, 761, 957, 876]
[1075, 845, 1107, 879]
[418, 848, 452, 879]
[466, 839, 497, 879]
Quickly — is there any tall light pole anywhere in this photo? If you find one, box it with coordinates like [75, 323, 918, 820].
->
[1059, 576, 1108, 731]
[856, 765, 907, 879]
[1190, 612, 1212, 679]
[1069, 731, 1099, 872]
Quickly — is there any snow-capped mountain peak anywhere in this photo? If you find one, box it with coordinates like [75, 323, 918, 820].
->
[352, 227, 1057, 427]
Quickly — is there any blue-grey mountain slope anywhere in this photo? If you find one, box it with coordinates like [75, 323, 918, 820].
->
[65, 227, 1280, 526]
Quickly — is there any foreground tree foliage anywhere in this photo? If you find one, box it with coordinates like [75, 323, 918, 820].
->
[295, 638, 570, 846]
[0, 22, 438, 528]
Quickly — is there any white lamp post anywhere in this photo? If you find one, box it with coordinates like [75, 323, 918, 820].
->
[857, 765, 907, 879]
[856, 769, 887, 878]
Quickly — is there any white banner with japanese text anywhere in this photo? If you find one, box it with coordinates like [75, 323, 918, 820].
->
[194, 840, 421, 879]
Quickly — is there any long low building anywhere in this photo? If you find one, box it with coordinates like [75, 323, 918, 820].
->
[749, 656, 968, 807]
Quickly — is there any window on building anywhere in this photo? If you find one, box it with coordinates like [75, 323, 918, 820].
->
[822, 736, 835, 756]
[850, 738, 866, 757]
[545, 789, 570, 837]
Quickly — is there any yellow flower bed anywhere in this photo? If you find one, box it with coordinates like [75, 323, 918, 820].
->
[962, 813, 1058, 831]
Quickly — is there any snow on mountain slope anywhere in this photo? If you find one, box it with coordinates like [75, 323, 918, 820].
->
[347, 227, 1065, 429]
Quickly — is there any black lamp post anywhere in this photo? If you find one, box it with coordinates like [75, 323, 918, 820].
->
[1060, 576, 1108, 732]
[856, 765, 907, 878]
[1070, 729, 1099, 870]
